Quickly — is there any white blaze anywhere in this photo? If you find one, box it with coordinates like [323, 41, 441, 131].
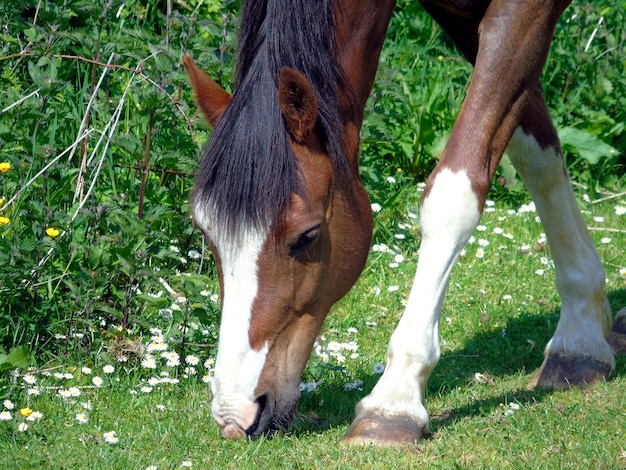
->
[195, 205, 270, 430]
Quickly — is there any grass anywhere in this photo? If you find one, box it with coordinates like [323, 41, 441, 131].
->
[1, 191, 625, 469]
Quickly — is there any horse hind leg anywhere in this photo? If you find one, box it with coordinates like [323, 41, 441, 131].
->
[507, 91, 615, 388]
[608, 307, 626, 354]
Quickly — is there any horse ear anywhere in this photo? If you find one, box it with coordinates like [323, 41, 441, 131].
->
[183, 56, 231, 127]
[278, 68, 318, 143]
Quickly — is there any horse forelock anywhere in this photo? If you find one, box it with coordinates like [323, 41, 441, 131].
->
[193, 0, 351, 239]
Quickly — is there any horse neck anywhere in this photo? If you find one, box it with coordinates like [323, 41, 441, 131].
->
[334, 1, 396, 129]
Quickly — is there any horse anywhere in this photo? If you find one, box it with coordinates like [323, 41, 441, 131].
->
[183, 0, 626, 446]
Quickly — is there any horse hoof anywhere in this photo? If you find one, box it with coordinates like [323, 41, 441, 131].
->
[342, 413, 427, 447]
[527, 354, 613, 389]
[608, 307, 626, 354]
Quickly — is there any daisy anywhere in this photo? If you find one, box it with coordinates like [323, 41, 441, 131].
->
[92, 376, 104, 387]
[22, 374, 36, 385]
[0, 411, 11, 420]
[27, 411, 43, 421]
[147, 341, 168, 353]
[18, 423, 28, 432]
[373, 362, 385, 374]
[185, 355, 200, 366]
[76, 413, 89, 424]
[103, 430, 119, 444]
[2, 400, 14, 410]
[142, 356, 157, 369]
[103, 365, 115, 374]
[305, 381, 318, 392]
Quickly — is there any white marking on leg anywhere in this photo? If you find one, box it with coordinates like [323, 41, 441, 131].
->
[507, 127, 614, 366]
[356, 169, 481, 427]
[194, 205, 270, 431]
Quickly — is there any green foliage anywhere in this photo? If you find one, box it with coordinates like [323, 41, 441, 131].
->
[361, 0, 626, 203]
[0, 0, 238, 361]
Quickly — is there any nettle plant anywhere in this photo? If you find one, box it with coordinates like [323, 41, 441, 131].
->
[0, 0, 238, 369]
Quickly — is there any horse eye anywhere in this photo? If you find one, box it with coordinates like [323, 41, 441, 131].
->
[290, 225, 321, 254]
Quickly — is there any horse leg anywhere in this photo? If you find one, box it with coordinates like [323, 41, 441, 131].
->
[343, 0, 571, 446]
[608, 307, 626, 354]
[507, 94, 615, 388]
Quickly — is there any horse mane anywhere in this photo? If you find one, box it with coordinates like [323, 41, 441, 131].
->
[194, 0, 352, 238]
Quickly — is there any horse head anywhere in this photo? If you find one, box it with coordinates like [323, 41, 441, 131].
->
[184, 56, 372, 438]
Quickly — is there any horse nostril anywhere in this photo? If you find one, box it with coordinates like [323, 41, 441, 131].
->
[245, 394, 267, 437]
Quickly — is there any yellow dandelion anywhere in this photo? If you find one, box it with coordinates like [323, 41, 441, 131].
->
[0, 162, 10, 173]
[45, 227, 61, 238]
[0, 216, 9, 226]
[19, 407, 33, 417]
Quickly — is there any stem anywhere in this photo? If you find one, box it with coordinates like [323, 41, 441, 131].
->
[138, 109, 155, 220]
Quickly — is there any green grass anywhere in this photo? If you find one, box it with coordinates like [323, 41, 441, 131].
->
[2, 193, 625, 469]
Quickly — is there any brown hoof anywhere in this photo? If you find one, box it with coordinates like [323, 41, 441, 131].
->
[527, 354, 613, 390]
[342, 413, 428, 447]
[608, 307, 626, 354]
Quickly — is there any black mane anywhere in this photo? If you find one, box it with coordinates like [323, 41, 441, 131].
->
[193, 0, 351, 237]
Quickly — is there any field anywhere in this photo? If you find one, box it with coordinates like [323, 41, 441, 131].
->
[1, 1, 625, 468]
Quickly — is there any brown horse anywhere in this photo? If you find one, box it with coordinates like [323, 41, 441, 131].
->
[184, 0, 626, 445]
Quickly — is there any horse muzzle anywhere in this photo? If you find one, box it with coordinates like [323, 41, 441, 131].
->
[213, 390, 298, 439]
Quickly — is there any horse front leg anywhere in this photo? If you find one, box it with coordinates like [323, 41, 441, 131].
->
[343, 167, 482, 446]
[343, 0, 572, 446]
